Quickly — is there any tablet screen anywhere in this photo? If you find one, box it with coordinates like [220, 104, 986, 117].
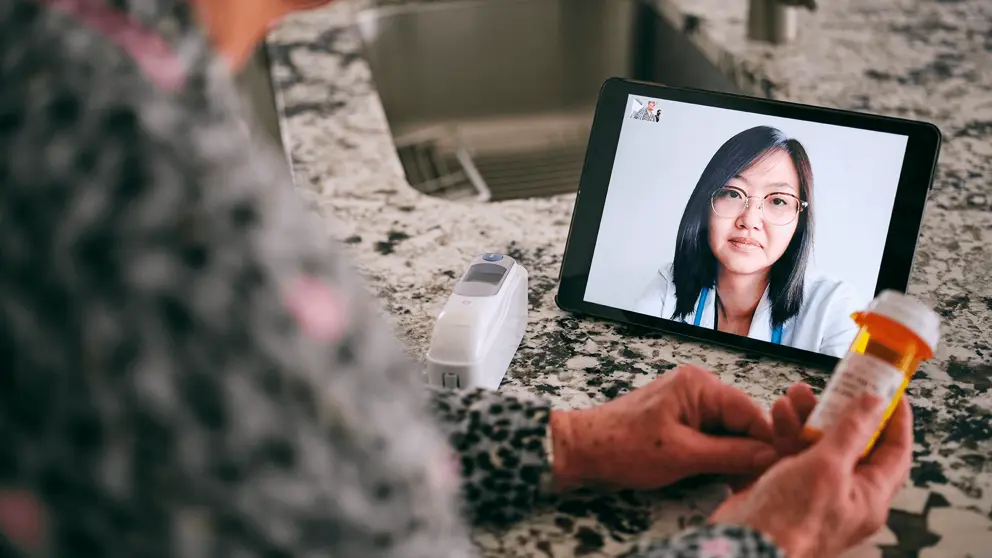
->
[582, 95, 910, 358]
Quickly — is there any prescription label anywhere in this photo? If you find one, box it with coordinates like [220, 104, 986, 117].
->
[806, 351, 905, 433]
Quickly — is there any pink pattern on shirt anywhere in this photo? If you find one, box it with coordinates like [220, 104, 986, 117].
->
[285, 275, 347, 342]
[700, 537, 735, 558]
[0, 491, 45, 552]
[33, 0, 187, 92]
[427, 448, 462, 495]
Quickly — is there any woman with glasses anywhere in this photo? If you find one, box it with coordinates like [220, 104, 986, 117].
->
[634, 126, 860, 357]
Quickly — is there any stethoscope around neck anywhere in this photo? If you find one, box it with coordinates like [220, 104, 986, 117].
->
[690, 287, 784, 345]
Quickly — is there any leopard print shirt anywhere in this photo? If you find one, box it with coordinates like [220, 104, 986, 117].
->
[0, 1, 781, 556]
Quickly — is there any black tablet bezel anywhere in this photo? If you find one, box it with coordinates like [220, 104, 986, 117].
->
[556, 78, 942, 370]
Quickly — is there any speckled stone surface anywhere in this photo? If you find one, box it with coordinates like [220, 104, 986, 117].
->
[265, 0, 992, 555]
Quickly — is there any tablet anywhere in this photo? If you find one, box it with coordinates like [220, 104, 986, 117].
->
[556, 78, 942, 369]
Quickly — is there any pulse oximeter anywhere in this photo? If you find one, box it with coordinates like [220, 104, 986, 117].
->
[424, 253, 529, 390]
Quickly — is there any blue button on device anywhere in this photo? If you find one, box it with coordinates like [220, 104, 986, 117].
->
[482, 253, 504, 262]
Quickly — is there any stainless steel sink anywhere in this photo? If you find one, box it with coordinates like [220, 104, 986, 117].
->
[237, 42, 285, 153]
[355, 0, 742, 201]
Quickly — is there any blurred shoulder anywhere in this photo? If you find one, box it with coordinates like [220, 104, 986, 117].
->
[0, 0, 199, 156]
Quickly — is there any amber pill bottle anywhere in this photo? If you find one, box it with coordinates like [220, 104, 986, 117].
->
[803, 290, 941, 455]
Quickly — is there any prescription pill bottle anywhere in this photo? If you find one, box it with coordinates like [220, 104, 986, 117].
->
[803, 290, 940, 455]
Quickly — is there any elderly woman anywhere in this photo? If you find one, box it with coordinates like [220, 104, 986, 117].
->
[0, 1, 911, 557]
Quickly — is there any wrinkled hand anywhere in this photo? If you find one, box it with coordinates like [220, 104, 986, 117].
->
[770, 382, 820, 457]
[710, 384, 914, 558]
[549, 365, 779, 492]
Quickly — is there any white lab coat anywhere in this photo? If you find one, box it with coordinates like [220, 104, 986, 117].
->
[632, 263, 860, 357]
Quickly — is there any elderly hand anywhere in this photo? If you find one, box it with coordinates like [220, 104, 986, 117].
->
[710, 385, 914, 558]
[549, 365, 779, 492]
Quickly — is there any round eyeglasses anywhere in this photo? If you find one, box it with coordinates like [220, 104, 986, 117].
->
[710, 186, 808, 226]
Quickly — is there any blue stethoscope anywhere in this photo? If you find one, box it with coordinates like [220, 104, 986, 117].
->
[693, 287, 783, 345]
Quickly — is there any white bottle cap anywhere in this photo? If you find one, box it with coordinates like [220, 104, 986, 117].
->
[865, 290, 941, 353]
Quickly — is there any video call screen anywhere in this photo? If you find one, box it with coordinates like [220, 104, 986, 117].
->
[583, 95, 910, 358]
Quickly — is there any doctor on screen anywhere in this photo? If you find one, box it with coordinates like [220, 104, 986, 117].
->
[634, 125, 860, 357]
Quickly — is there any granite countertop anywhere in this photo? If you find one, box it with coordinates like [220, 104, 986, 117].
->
[265, 0, 992, 555]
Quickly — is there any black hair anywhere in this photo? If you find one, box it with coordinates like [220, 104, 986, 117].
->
[670, 125, 814, 328]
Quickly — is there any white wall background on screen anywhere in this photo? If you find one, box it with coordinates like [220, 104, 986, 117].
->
[585, 96, 909, 315]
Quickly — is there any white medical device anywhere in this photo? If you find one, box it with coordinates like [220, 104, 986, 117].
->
[425, 253, 528, 390]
